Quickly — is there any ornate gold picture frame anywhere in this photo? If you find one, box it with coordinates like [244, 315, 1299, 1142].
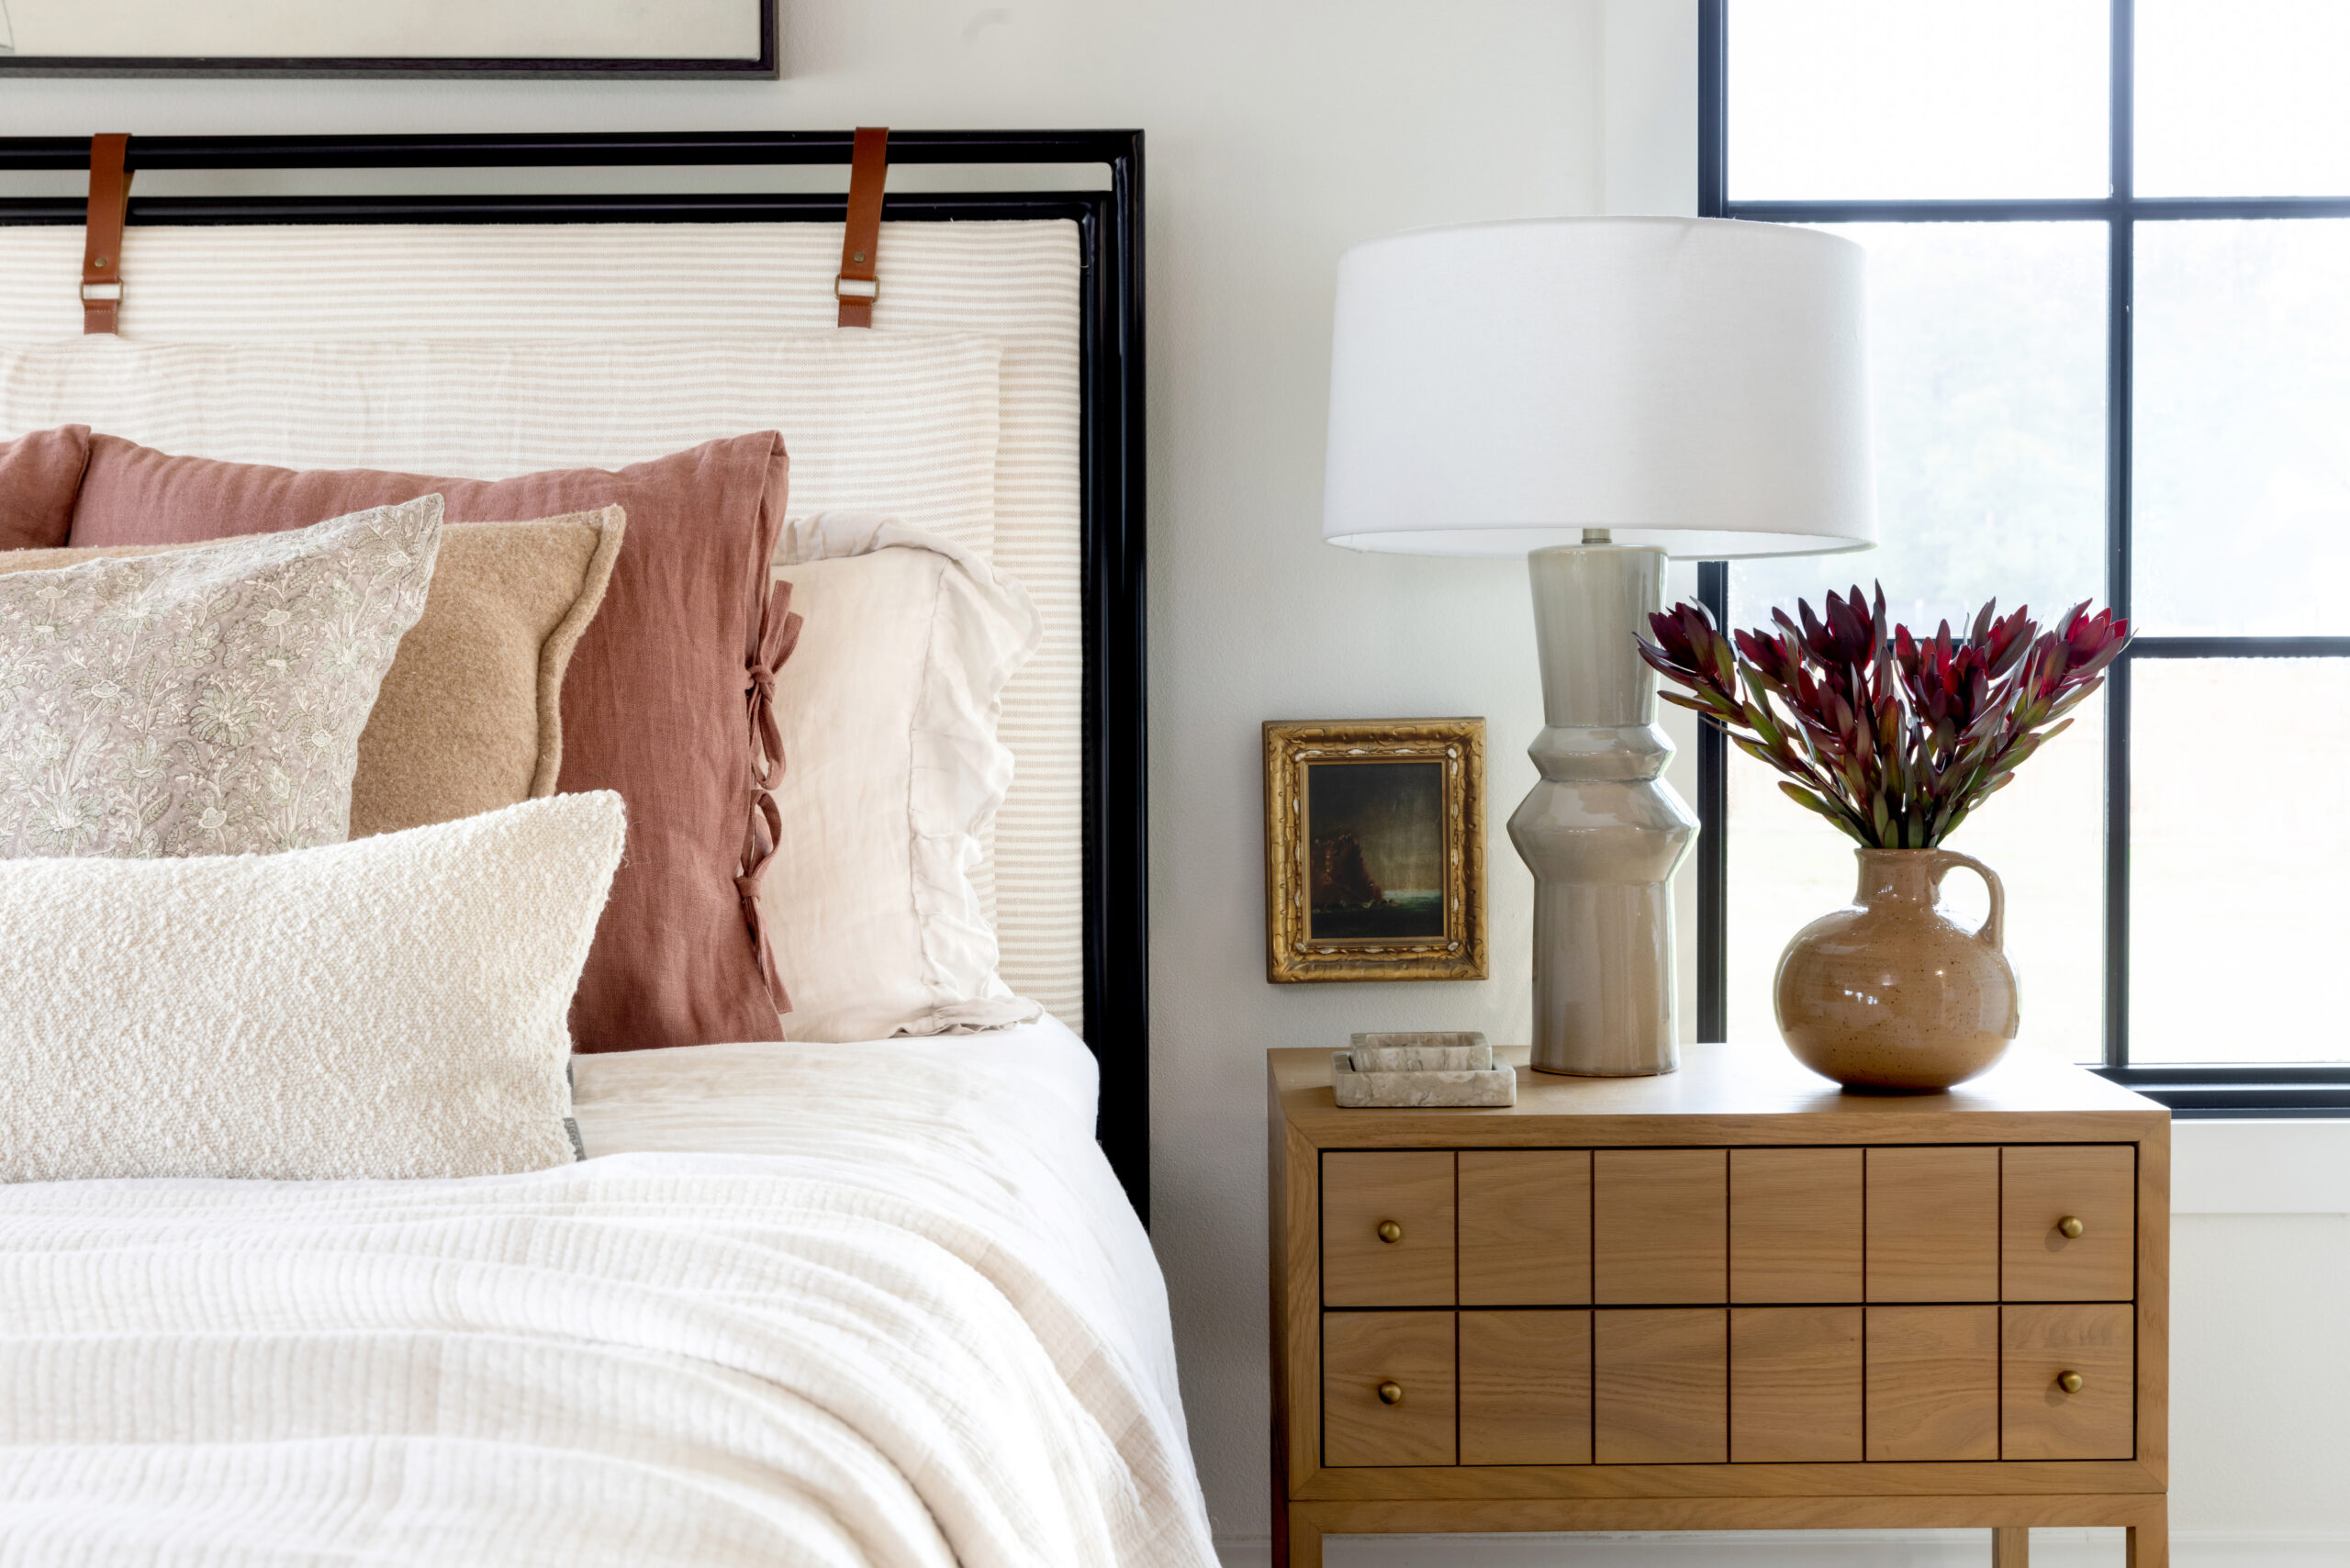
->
[1263, 717, 1486, 983]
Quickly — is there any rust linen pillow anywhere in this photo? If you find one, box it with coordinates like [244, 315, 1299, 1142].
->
[67, 433, 797, 1055]
[0, 509, 626, 840]
[0, 425, 89, 551]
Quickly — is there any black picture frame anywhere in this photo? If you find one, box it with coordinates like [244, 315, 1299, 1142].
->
[0, 129, 1156, 1204]
[0, 0, 778, 78]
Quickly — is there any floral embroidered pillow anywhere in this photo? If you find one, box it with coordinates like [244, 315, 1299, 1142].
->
[0, 497, 442, 858]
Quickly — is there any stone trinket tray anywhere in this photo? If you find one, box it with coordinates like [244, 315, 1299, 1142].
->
[1348, 1032, 1491, 1072]
[1332, 1043, 1516, 1109]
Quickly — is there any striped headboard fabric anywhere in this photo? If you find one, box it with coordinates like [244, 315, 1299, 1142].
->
[0, 219, 1087, 1030]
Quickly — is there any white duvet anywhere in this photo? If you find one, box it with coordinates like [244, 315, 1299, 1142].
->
[0, 1024, 1214, 1567]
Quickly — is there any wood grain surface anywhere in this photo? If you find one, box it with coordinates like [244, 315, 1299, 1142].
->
[1270, 1044, 2166, 1152]
[1460, 1309, 1592, 1465]
[1323, 1310, 1456, 1467]
[1595, 1148, 1728, 1305]
[1730, 1305, 1863, 1462]
[1322, 1150, 1454, 1307]
[1460, 1149, 1591, 1305]
[1866, 1305, 2000, 1461]
[1286, 1494, 2165, 1557]
[2003, 1145, 2136, 1303]
[1594, 1308, 1728, 1463]
[2003, 1303, 2135, 1461]
[1866, 1146, 1999, 1303]
[1731, 1147, 1863, 1303]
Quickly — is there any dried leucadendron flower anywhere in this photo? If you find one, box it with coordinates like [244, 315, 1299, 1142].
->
[1636, 584, 2127, 848]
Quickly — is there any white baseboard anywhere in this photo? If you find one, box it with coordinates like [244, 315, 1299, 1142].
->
[1215, 1529, 2350, 1567]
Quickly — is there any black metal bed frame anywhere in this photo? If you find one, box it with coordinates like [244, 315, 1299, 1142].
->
[0, 129, 1157, 1204]
[1695, 0, 2350, 1114]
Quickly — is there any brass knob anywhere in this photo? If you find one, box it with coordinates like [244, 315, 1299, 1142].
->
[2057, 1371, 2085, 1394]
[1376, 1381, 1404, 1406]
[1376, 1220, 1404, 1244]
[2057, 1215, 2086, 1239]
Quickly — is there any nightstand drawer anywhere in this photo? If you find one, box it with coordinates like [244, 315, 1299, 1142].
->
[2003, 1303, 2134, 1459]
[1460, 1149, 1590, 1305]
[1594, 1307, 1728, 1463]
[1730, 1148, 1863, 1303]
[1730, 1305, 1863, 1462]
[1595, 1148, 1727, 1304]
[1324, 1311, 1455, 1466]
[1323, 1150, 1455, 1307]
[1865, 1305, 1999, 1461]
[1866, 1146, 1998, 1302]
[1460, 1309, 1591, 1464]
[2003, 1146, 2135, 1302]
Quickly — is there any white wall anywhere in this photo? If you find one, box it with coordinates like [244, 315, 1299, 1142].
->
[6, 6, 2343, 1562]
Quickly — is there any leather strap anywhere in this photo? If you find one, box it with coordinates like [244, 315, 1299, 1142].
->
[835, 127, 889, 328]
[82, 133, 132, 335]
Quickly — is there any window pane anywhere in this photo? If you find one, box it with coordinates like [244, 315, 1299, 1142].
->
[2138, 0, 2350, 196]
[2130, 659, 2346, 1062]
[2134, 220, 2350, 636]
[1727, 0, 2108, 199]
[1734, 223, 2107, 631]
[1725, 222, 2109, 1063]
[1725, 692, 2106, 1065]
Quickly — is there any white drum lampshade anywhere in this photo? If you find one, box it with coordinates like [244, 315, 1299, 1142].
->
[1323, 217, 1874, 558]
[1319, 217, 1876, 1076]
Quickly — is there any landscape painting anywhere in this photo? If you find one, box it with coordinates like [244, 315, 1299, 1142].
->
[1304, 758, 1447, 942]
[1263, 717, 1485, 983]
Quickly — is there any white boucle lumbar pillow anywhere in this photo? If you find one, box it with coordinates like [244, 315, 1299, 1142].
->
[0, 791, 624, 1182]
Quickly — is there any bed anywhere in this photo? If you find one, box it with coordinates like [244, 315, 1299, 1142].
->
[0, 130, 1200, 1567]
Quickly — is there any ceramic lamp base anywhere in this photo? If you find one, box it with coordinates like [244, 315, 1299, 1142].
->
[1506, 543, 1698, 1076]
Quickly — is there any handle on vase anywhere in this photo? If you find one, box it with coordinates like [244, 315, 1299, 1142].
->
[1930, 848, 2004, 952]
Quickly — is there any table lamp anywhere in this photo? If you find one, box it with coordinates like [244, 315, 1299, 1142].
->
[1321, 217, 1875, 1076]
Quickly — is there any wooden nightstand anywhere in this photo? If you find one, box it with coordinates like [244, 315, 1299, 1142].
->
[1268, 1043, 2168, 1567]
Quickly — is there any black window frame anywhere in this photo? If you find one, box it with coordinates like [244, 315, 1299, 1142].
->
[1695, 0, 2350, 1114]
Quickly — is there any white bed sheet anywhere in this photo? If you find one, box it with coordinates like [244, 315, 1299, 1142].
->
[569, 1015, 1177, 1417]
[0, 1016, 1212, 1567]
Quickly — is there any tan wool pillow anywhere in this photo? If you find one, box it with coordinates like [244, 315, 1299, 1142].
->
[0, 509, 624, 838]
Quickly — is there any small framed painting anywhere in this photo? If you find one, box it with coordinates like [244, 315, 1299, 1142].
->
[1263, 717, 1486, 984]
[0, 0, 776, 77]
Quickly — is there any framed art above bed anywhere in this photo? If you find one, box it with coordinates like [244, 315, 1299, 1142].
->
[0, 129, 1151, 1214]
[0, 0, 778, 78]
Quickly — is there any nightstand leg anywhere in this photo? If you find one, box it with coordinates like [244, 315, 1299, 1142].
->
[1281, 1510, 1324, 1568]
[2127, 1503, 2169, 1568]
[1992, 1527, 2030, 1567]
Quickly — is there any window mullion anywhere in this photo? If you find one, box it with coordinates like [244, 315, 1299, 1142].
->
[1695, 0, 1729, 1042]
[2102, 0, 2136, 1070]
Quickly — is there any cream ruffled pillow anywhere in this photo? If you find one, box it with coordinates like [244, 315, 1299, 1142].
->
[0, 496, 441, 858]
[765, 515, 1042, 1041]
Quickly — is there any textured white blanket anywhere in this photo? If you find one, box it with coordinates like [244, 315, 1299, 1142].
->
[0, 1033, 1214, 1568]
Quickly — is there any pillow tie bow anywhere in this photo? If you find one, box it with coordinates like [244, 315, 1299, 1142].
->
[737, 578, 803, 1011]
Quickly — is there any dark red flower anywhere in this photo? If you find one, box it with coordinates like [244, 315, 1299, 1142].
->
[1632, 582, 2129, 849]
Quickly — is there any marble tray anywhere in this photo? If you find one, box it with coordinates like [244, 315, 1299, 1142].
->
[1332, 1049, 1516, 1108]
[1348, 1032, 1491, 1072]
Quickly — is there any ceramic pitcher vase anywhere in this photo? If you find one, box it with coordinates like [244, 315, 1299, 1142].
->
[1774, 847, 2020, 1092]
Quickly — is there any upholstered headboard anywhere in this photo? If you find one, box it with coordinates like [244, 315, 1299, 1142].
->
[0, 131, 1149, 1212]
